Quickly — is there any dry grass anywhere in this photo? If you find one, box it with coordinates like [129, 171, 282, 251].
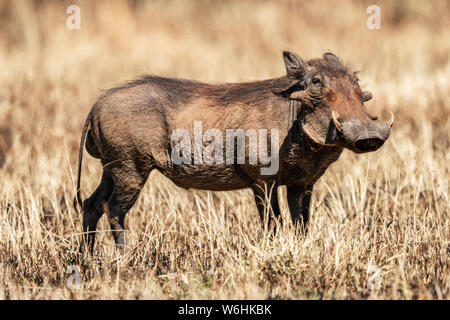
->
[0, 0, 448, 299]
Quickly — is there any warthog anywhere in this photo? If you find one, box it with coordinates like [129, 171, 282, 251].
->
[75, 51, 393, 253]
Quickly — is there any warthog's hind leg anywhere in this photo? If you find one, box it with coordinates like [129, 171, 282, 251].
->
[80, 172, 113, 255]
[106, 160, 152, 254]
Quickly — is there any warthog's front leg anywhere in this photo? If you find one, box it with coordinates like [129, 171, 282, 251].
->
[287, 185, 313, 231]
[251, 182, 280, 228]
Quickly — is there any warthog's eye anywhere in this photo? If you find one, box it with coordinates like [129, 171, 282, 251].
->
[312, 76, 322, 85]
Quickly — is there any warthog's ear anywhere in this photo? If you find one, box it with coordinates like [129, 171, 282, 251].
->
[283, 51, 307, 79]
[273, 51, 308, 95]
[323, 53, 345, 69]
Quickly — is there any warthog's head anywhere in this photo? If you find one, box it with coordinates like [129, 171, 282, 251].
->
[275, 51, 393, 153]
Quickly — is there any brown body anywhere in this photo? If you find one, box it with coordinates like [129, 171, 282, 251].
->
[76, 51, 393, 253]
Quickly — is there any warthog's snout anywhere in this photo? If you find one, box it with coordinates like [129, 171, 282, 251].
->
[336, 112, 393, 153]
[354, 132, 387, 152]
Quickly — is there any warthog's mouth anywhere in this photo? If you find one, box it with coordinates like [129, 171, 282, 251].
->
[330, 111, 394, 154]
[303, 122, 389, 154]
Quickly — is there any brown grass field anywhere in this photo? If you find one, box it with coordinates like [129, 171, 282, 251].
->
[0, 0, 448, 299]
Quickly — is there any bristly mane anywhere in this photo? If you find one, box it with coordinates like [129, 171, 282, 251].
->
[97, 55, 355, 108]
[307, 58, 353, 78]
[98, 74, 286, 107]
[100, 75, 204, 97]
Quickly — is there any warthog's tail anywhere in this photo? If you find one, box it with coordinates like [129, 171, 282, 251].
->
[73, 113, 91, 213]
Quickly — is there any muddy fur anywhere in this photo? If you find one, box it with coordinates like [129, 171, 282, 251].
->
[75, 51, 391, 253]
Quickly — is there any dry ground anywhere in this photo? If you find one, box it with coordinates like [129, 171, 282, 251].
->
[0, 0, 448, 299]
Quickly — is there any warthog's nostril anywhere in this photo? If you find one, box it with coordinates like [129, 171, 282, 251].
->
[354, 137, 385, 152]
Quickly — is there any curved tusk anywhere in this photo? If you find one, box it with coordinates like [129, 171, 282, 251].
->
[332, 110, 343, 132]
[387, 112, 394, 128]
